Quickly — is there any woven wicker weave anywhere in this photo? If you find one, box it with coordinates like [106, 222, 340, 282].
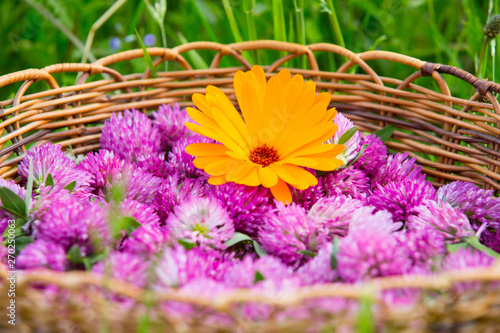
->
[1, 40, 500, 332]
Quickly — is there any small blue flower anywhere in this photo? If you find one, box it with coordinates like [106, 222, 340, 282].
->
[109, 37, 122, 51]
[143, 33, 157, 46]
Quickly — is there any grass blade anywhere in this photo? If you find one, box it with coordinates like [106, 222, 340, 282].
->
[222, 0, 244, 43]
[321, 0, 345, 48]
[293, 0, 307, 68]
[222, 0, 253, 63]
[135, 28, 158, 77]
[272, 0, 287, 43]
[191, 0, 219, 42]
[244, 0, 260, 63]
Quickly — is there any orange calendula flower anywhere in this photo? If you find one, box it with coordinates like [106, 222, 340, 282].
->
[185, 65, 345, 204]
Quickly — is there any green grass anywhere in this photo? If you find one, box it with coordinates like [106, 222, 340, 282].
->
[0, 0, 498, 101]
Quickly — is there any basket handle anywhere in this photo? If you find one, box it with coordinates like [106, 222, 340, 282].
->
[421, 62, 500, 96]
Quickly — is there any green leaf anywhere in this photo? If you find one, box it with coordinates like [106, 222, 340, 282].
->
[338, 126, 358, 145]
[368, 35, 388, 51]
[25, 159, 34, 215]
[112, 216, 141, 239]
[373, 125, 396, 143]
[330, 238, 340, 270]
[64, 180, 77, 193]
[88, 251, 108, 264]
[221, 0, 244, 43]
[465, 235, 500, 258]
[67, 245, 84, 264]
[45, 173, 54, 187]
[253, 270, 265, 284]
[177, 238, 196, 250]
[446, 242, 468, 253]
[347, 144, 369, 167]
[14, 235, 33, 252]
[253, 240, 268, 257]
[121, 217, 141, 235]
[225, 232, 252, 247]
[272, 0, 287, 43]
[135, 28, 158, 78]
[297, 249, 317, 257]
[0, 187, 27, 218]
[82, 257, 92, 271]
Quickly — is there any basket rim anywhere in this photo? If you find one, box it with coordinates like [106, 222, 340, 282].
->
[2, 40, 500, 96]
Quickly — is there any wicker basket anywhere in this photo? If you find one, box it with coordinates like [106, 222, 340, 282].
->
[1, 40, 500, 332]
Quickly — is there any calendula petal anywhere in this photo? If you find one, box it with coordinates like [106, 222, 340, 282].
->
[193, 156, 228, 169]
[185, 143, 228, 157]
[270, 178, 292, 204]
[270, 164, 318, 190]
[257, 167, 279, 188]
[204, 157, 236, 176]
[208, 175, 227, 185]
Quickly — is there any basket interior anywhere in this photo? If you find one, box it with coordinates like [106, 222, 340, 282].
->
[0, 41, 499, 194]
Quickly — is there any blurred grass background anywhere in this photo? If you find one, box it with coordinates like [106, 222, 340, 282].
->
[1, 0, 499, 101]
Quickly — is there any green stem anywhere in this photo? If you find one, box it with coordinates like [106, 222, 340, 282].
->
[325, 0, 345, 48]
[478, 37, 490, 78]
[81, 0, 127, 63]
[160, 24, 168, 71]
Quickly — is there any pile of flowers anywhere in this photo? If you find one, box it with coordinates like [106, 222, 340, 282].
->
[1, 66, 499, 326]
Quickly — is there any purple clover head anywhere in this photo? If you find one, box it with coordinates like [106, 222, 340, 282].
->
[78, 149, 125, 193]
[308, 195, 366, 238]
[92, 251, 150, 287]
[437, 181, 500, 226]
[35, 196, 84, 250]
[337, 221, 412, 281]
[121, 223, 169, 255]
[166, 197, 234, 250]
[296, 242, 338, 285]
[136, 155, 172, 179]
[320, 166, 370, 201]
[352, 134, 387, 178]
[117, 198, 161, 226]
[224, 255, 293, 288]
[18, 143, 92, 191]
[154, 246, 225, 289]
[291, 181, 324, 211]
[167, 134, 212, 181]
[259, 202, 327, 267]
[372, 152, 426, 187]
[368, 180, 437, 223]
[34, 196, 110, 255]
[348, 205, 401, 234]
[407, 200, 474, 241]
[101, 109, 162, 162]
[442, 247, 496, 293]
[207, 182, 270, 238]
[80, 150, 162, 204]
[17, 240, 67, 271]
[152, 103, 193, 151]
[396, 228, 446, 272]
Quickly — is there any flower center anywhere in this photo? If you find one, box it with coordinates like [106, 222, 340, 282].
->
[249, 145, 279, 167]
[193, 223, 209, 235]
